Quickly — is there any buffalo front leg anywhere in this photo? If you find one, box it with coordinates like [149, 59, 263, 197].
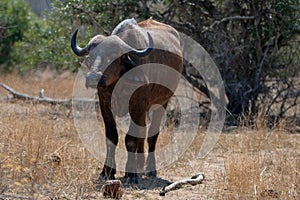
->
[146, 104, 167, 177]
[99, 100, 118, 180]
[125, 117, 146, 184]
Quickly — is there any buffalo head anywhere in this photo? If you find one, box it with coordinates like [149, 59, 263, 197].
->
[71, 29, 153, 88]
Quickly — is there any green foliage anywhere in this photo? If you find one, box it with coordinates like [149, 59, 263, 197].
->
[0, 0, 31, 68]
[271, 0, 300, 39]
[11, 0, 155, 72]
[11, 17, 52, 72]
[12, 1, 80, 72]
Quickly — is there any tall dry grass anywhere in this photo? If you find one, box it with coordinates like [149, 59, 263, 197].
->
[0, 103, 102, 199]
[216, 124, 299, 199]
[0, 72, 101, 199]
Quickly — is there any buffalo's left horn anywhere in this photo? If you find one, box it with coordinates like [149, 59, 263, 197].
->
[71, 29, 89, 56]
[128, 32, 153, 57]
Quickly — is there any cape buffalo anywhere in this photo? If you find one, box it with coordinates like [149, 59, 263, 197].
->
[71, 18, 183, 183]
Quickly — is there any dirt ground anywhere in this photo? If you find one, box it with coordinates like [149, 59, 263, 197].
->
[0, 73, 299, 199]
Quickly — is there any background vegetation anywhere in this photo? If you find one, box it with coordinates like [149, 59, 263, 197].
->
[0, 0, 299, 124]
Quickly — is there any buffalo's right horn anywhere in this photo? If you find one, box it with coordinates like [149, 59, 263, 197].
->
[71, 29, 89, 56]
[128, 32, 153, 57]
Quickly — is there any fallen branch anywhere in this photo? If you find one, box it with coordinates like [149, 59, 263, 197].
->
[202, 16, 256, 33]
[0, 82, 98, 105]
[159, 173, 205, 196]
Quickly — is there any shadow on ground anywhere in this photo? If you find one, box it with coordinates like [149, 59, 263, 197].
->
[96, 176, 172, 190]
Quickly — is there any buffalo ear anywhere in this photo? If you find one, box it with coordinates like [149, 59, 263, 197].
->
[123, 55, 137, 71]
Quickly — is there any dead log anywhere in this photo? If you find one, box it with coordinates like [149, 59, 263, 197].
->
[0, 82, 97, 105]
[159, 173, 205, 196]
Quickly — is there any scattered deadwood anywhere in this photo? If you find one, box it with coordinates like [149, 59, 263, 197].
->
[159, 173, 205, 196]
[0, 82, 97, 105]
[101, 180, 122, 199]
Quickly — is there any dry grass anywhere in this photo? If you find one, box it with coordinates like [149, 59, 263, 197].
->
[219, 130, 299, 199]
[0, 73, 299, 199]
[0, 103, 100, 199]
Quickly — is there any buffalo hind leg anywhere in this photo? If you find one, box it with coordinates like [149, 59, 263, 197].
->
[124, 134, 139, 184]
[136, 138, 145, 175]
[146, 104, 167, 177]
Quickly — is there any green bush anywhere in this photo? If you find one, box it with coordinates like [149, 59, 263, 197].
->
[11, 0, 154, 72]
[0, 0, 32, 69]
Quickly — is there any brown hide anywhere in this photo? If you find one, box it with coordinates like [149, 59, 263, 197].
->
[110, 19, 183, 117]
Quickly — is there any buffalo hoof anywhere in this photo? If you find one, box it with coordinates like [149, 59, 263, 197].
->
[99, 171, 115, 181]
[145, 170, 157, 177]
[126, 176, 139, 184]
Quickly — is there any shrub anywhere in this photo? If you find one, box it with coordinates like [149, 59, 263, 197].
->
[0, 0, 31, 69]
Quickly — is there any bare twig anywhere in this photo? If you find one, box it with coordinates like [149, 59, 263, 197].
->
[202, 16, 256, 33]
[159, 173, 205, 196]
[54, 140, 72, 154]
[71, 4, 110, 35]
[0, 166, 33, 194]
[0, 194, 31, 199]
[0, 25, 18, 29]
